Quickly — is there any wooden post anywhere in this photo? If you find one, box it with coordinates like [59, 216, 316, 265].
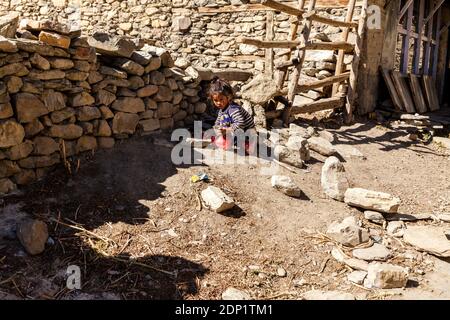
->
[332, 0, 357, 95]
[400, 1, 414, 73]
[432, 7, 441, 79]
[265, 11, 275, 77]
[423, 1, 435, 75]
[276, 0, 306, 89]
[381, 0, 401, 69]
[282, 0, 317, 126]
[413, 0, 425, 74]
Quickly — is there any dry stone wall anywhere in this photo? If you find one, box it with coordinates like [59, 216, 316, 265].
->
[0, 18, 204, 194]
[1, 0, 358, 82]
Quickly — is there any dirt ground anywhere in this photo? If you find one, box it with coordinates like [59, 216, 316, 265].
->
[1, 118, 450, 300]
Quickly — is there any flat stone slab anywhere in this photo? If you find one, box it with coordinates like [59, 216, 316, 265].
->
[352, 244, 392, 261]
[334, 144, 366, 160]
[403, 226, 450, 258]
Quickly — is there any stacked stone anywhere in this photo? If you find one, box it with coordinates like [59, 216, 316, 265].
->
[0, 20, 204, 195]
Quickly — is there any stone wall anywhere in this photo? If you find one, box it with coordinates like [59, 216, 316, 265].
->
[0, 18, 204, 194]
[1, 0, 358, 82]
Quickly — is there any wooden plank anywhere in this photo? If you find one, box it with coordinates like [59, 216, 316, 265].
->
[400, 2, 414, 73]
[413, 0, 425, 74]
[391, 71, 416, 113]
[332, 0, 356, 95]
[239, 38, 301, 49]
[282, 0, 317, 125]
[397, 26, 435, 44]
[423, 0, 445, 25]
[265, 11, 275, 76]
[303, 10, 358, 28]
[422, 75, 440, 111]
[409, 74, 428, 114]
[381, 68, 404, 111]
[261, 0, 305, 16]
[299, 41, 354, 51]
[296, 72, 350, 93]
[291, 96, 345, 114]
[381, 0, 401, 70]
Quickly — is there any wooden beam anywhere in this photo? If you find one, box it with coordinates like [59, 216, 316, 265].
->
[303, 10, 358, 28]
[291, 96, 345, 114]
[422, 75, 440, 111]
[413, 0, 425, 74]
[432, 7, 441, 79]
[261, 0, 305, 16]
[265, 11, 275, 76]
[397, 25, 436, 44]
[409, 74, 428, 114]
[296, 72, 350, 92]
[398, 0, 414, 22]
[299, 41, 354, 51]
[239, 38, 301, 49]
[391, 71, 416, 113]
[423, 0, 434, 75]
[381, 68, 404, 111]
[400, 3, 414, 73]
[332, 0, 356, 95]
[423, 0, 445, 25]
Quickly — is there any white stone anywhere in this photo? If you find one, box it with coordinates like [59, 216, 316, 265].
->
[321, 156, 349, 201]
[347, 271, 367, 285]
[274, 145, 304, 168]
[271, 175, 302, 198]
[403, 226, 450, 258]
[326, 216, 370, 247]
[365, 263, 408, 289]
[308, 136, 336, 156]
[334, 144, 365, 160]
[201, 186, 235, 213]
[352, 244, 392, 261]
[286, 136, 310, 161]
[305, 50, 336, 62]
[302, 290, 355, 300]
[386, 221, 406, 237]
[239, 43, 258, 55]
[364, 210, 385, 224]
[344, 188, 401, 214]
[222, 287, 251, 300]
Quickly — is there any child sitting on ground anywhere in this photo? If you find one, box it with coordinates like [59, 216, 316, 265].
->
[208, 77, 257, 154]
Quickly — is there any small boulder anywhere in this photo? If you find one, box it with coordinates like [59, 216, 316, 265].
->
[271, 175, 302, 198]
[17, 219, 48, 255]
[344, 188, 401, 214]
[222, 287, 250, 300]
[326, 216, 369, 247]
[352, 244, 392, 261]
[365, 263, 408, 289]
[321, 156, 349, 201]
[201, 186, 235, 213]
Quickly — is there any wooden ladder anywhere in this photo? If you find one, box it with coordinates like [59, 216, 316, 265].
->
[239, 0, 361, 126]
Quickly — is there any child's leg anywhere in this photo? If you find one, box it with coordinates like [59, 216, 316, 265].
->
[245, 128, 258, 155]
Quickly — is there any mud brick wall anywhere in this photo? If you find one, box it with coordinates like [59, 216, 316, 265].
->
[2, 0, 359, 81]
[0, 24, 204, 195]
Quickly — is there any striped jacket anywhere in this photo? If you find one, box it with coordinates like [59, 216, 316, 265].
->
[214, 103, 255, 131]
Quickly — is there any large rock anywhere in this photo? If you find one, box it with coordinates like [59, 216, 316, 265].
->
[112, 57, 144, 76]
[403, 226, 450, 258]
[112, 112, 139, 135]
[326, 216, 370, 247]
[302, 290, 355, 300]
[271, 175, 302, 198]
[28, 69, 65, 80]
[386, 221, 406, 237]
[94, 120, 112, 137]
[0, 102, 13, 119]
[77, 106, 101, 121]
[39, 20, 81, 38]
[14, 93, 49, 123]
[222, 287, 250, 300]
[17, 219, 48, 255]
[111, 97, 145, 113]
[68, 92, 95, 107]
[0, 13, 19, 38]
[39, 31, 70, 49]
[201, 186, 235, 213]
[286, 136, 310, 161]
[274, 145, 304, 168]
[47, 124, 83, 140]
[42, 90, 66, 112]
[76, 136, 97, 153]
[365, 263, 408, 289]
[87, 32, 137, 58]
[241, 74, 281, 105]
[137, 85, 159, 98]
[140, 45, 173, 68]
[5, 140, 33, 160]
[50, 107, 75, 123]
[48, 58, 74, 70]
[0, 63, 28, 79]
[0, 36, 17, 53]
[0, 160, 21, 178]
[96, 90, 116, 106]
[344, 188, 401, 214]
[334, 144, 365, 160]
[308, 137, 336, 156]
[33, 136, 59, 155]
[352, 244, 392, 261]
[321, 156, 349, 201]
[0, 178, 16, 194]
[139, 119, 160, 132]
[172, 16, 191, 32]
[29, 53, 50, 70]
[154, 86, 173, 102]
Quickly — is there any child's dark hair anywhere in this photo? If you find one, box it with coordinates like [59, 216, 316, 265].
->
[208, 76, 234, 99]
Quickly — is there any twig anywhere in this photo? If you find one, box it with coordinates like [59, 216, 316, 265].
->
[108, 256, 175, 277]
[319, 257, 330, 274]
[111, 272, 130, 285]
[74, 205, 81, 221]
[116, 235, 132, 255]
[272, 159, 298, 174]
[196, 193, 202, 211]
[50, 217, 115, 245]
[75, 159, 80, 173]
[350, 281, 372, 291]
[12, 279, 24, 298]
